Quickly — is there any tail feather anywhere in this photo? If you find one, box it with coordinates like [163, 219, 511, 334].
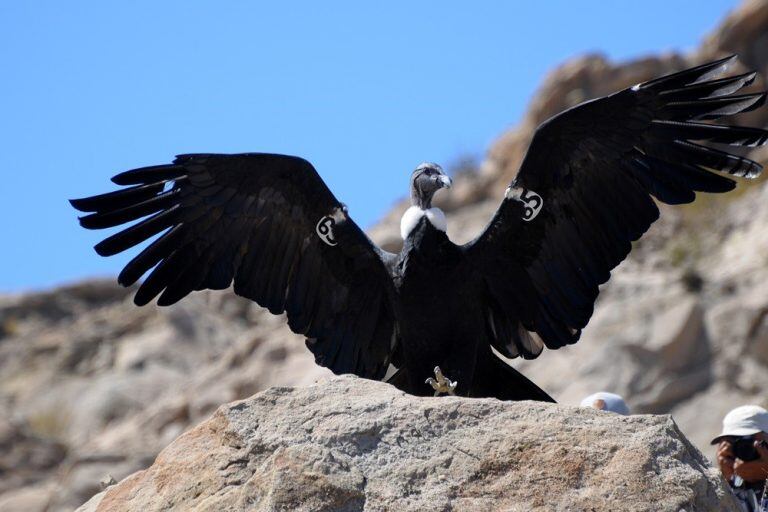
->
[470, 350, 555, 402]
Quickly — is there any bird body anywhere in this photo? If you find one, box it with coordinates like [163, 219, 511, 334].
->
[395, 216, 482, 395]
[72, 56, 768, 402]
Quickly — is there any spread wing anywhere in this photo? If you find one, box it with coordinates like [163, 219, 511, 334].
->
[464, 55, 768, 359]
[71, 153, 398, 379]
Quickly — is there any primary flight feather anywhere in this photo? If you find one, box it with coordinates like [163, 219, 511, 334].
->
[72, 55, 768, 401]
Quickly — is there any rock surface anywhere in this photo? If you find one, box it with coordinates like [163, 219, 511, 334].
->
[2, 1, 768, 509]
[76, 376, 738, 512]
[0, 281, 329, 511]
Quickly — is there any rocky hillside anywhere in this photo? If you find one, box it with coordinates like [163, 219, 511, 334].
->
[2, 1, 768, 510]
[0, 283, 331, 511]
[76, 376, 739, 512]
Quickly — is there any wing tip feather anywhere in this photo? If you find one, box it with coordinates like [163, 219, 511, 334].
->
[69, 198, 91, 212]
[640, 54, 739, 92]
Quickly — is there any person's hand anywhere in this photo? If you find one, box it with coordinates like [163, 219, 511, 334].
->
[734, 440, 768, 484]
[717, 440, 736, 481]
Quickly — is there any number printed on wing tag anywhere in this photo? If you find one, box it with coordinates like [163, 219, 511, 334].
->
[505, 185, 543, 221]
[316, 216, 338, 246]
[520, 188, 543, 221]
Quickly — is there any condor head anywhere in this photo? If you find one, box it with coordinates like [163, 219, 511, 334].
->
[409, 162, 452, 209]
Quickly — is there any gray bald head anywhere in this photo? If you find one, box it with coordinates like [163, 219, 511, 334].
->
[410, 162, 452, 209]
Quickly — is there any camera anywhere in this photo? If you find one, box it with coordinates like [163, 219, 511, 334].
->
[733, 436, 765, 462]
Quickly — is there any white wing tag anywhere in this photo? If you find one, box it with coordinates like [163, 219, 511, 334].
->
[505, 185, 543, 221]
[315, 216, 338, 246]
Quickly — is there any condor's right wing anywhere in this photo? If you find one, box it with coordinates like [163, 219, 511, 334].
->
[71, 153, 398, 379]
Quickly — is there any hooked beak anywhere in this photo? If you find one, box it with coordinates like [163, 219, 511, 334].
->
[439, 174, 452, 189]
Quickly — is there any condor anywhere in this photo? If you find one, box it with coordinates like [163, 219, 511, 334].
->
[72, 56, 768, 401]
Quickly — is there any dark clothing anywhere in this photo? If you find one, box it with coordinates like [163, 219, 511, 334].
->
[730, 478, 768, 512]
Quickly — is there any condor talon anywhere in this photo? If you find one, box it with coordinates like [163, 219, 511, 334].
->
[426, 366, 457, 396]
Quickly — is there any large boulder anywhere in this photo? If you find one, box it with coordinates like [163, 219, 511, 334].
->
[78, 376, 737, 512]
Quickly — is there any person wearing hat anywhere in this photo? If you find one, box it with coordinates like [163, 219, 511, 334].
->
[712, 405, 768, 512]
[579, 392, 630, 415]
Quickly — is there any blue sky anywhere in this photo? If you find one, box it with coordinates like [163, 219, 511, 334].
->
[0, 1, 739, 292]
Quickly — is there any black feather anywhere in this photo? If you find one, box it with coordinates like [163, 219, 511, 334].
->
[640, 55, 737, 91]
[627, 155, 696, 204]
[658, 71, 756, 101]
[112, 164, 187, 186]
[69, 181, 166, 212]
[118, 224, 185, 286]
[642, 154, 736, 193]
[78, 189, 181, 229]
[650, 120, 768, 147]
[666, 140, 762, 178]
[94, 205, 181, 256]
[662, 92, 767, 121]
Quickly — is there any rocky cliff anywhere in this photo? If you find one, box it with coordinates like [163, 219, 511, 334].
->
[76, 376, 739, 512]
[2, 1, 768, 510]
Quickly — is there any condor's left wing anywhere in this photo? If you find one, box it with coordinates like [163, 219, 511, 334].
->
[463, 55, 767, 359]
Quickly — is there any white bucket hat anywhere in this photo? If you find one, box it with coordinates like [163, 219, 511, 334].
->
[710, 405, 768, 444]
[580, 392, 630, 415]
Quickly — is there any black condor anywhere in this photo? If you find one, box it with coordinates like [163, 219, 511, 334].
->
[72, 56, 768, 401]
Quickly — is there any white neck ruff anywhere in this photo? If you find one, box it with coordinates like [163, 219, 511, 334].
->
[400, 206, 447, 239]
